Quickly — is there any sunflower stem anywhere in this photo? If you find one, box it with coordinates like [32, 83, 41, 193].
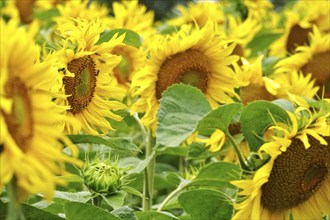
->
[157, 179, 189, 212]
[227, 133, 250, 171]
[143, 130, 155, 211]
[132, 112, 147, 140]
[6, 179, 25, 220]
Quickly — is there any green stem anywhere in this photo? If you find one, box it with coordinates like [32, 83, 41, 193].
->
[143, 130, 155, 211]
[157, 180, 189, 212]
[6, 179, 25, 220]
[132, 112, 147, 139]
[227, 133, 250, 171]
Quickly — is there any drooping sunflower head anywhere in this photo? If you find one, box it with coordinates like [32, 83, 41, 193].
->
[108, 1, 155, 47]
[275, 26, 330, 97]
[131, 21, 240, 132]
[0, 19, 81, 200]
[232, 102, 330, 219]
[54, 18, 127, 135]
[167, 1, 225, 28]
[236, 56, 279, 105]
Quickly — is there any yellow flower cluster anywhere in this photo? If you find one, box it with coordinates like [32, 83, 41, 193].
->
[0, 0, 329, 219]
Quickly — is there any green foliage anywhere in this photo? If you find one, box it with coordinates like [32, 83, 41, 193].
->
[135, 211, 179, 220]
[67, 135, 140, 155]
[188, 162, 241, 188]
[247, 29, 283, 57]
[156, 84, 211, 147]
[178, 189, 233, 220]
[97, 29, 142, 48]
[64, 202, 120, 220]
[240, 100, 290, 151]
[197, 103, 243, 134]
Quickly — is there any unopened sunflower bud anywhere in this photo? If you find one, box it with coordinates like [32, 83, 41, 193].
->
[82, 159, 122, 194]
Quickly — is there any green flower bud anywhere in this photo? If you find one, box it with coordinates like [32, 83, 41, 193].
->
[82, 158, 122, 194]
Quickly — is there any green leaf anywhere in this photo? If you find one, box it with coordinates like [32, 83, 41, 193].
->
[126, 150, 155, 174]
[67, 135, 140, 155]
[22, 203, 65, 220]
[247, 29, 283, 57]
[156, 145, 188, 157]
[121, 186, 145, 199]
[64, 202, 120, 220]
[135, 211, 179, 220]
[262, 56, 280, 76]
[97, 29, 142, 48]
[240, 100, 290, 152]
[32, 8, 59, 28]
[111, 206, 137, 220]
[188, 162, 241, 188]
[272, 99, 295, 112]
[101, 191, 126, 209]
[178, 189, 233, 220]
[197, 103, 243, 134]
[156, 84, 211, 147]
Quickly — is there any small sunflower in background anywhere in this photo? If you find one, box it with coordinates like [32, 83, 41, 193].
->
[54, 18, 126, 135]
[107, 1, 155, 48]
[111, 44, 145, 95]
[236, 56, 279, 105]
[55, 0, 111, 27]
[167, 1, 225, 28]
[232, 102, 330, 219]
[224, 14, 261, 60]
[275, 26, 329, 97]
[242, 0, 273, 21]
[0, 19, 81, 200]
[130, 21, 240, 133]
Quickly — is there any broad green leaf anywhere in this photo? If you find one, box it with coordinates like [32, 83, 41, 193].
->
[272, 99, 295, 112]
[97, 29, 142, 48]
[120, 186, 145, 199]
[156, 145, 188, 157]
[101, 191, 126, 209]
[240, 100, 290, 151]
[197, 103, 243, 134]
[67, 135, 140, 155]
[22, 203, 64, 220]
[178, 189, 233, 220]
[187, 142, 216, 160]
[32, 8, 59, 28]
[126, 151, 155, 174]
[64, 202, 120, 220]
[54, 191, 91, 203]
[247, 30, 283, 57]
[111, 206, 137, 220]
[135, 211, 178, 220]
[156, 84, 211, 147]
[188, 162, 241, 188]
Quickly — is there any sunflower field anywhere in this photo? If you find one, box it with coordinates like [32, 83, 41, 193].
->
[0, 0, 329, 219]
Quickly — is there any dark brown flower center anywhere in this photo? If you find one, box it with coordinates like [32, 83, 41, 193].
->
[301, 51, 330, 97]
[63, 55, 97, 114]
[156, 49, 209, 99]
[261, 135, 330, 212]
[3, 78, 34, 152]
[240, 83, 276, 105]
[286, 24, 312, 54]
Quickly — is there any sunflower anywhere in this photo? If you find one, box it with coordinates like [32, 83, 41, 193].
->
[275, 26, 329, 97]
[55, 0, 110, 27]
[243, 0, 273, 21]
[0, 19, 81, 200]
[130, 21, 240, 132]
[232, 103, 330, 219]
[167, 1, 225, 28]
[224, 14, 261, 60]
[236, 56, 279, 105]
[54, 18, 126, 135]
[111, 44, 145, 93]
[107, 1, 155, 47]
